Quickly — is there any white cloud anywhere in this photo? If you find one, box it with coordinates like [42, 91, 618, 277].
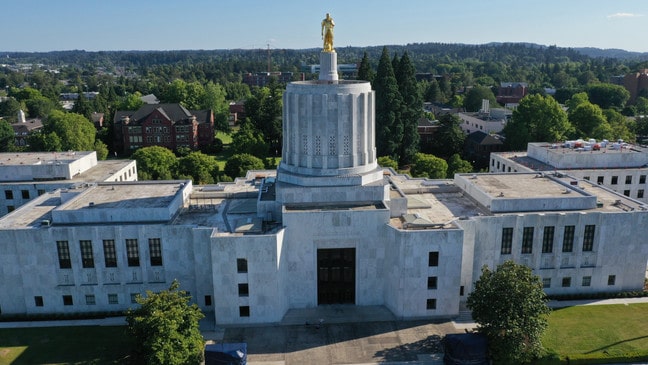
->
[607, 12, 644, 18]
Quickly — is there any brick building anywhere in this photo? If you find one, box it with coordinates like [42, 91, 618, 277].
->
[496, 82, 528, 105]
[113, 104, 214, 154]
[623, 69, 648, 103]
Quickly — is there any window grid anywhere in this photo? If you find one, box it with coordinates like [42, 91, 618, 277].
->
[582, 225, 595, 252]
[428, 252, 439, 267]
[130, 293, 139, 304]
[582, 276, 591, 287]
[611, 176, 618, 185]
[427, 276, 438, 290]
[641, 175, 646, 184]
[608, 275, 616, 285]
[501, 227, 513, 254]
[80, 240, 94, 268]
[57, 241, 71, 269]
[149, 238, 163, 266]
[521, 227, 534, 254]
[562, 226, 575, 252]
[626, 175, 632, 184]
[103, 240, 117, 267]
[126, 239, 140, 267]
[562, 277, 571, 287]
[85, 295, 95, 305]
[542, 226, 554, 253]
[108, 294, 118, 304]
[21, 190, 29, 199]
[542, 278, 551, 288]
[237, 258, 248, 273]
[426, 298, 437, 310]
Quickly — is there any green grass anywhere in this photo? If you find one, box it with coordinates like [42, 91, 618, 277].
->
[539, 303, 648, 364]
[215, 131, 233, 145]
[0, 326, 134, 365]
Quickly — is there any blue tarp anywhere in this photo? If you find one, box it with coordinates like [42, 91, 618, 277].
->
[443, 333, 489, 365]
[205, 343, 247, 365]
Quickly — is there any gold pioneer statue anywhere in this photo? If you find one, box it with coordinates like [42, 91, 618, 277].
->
[321, 13, 335, 52]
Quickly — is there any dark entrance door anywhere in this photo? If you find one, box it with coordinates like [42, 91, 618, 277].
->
[317, 248, 355, 305]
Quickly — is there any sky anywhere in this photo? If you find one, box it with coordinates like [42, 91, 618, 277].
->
[3, 0, 648, 53]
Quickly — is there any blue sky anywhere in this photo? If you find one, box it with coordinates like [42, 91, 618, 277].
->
[3, 0, 647, 52]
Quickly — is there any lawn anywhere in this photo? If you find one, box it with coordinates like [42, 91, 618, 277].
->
[0, 326, 134, 365]
[541, 303, 648, 364]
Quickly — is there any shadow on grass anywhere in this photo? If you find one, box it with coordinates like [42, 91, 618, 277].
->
[584, 334, 648, 354]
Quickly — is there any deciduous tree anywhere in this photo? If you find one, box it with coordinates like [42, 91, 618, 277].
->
[39, 110, 96, 151]
[177, 151, 219, 185]
[131, 146, 178, 180]
[224, 153, 264, 179]
[410, 153, 447, 179]
[0, 120, 15, 152]
[503, 94, 570, 150]
[467, 261, 550, 364]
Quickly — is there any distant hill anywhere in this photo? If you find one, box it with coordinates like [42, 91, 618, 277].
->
[573, 47, 648, 60]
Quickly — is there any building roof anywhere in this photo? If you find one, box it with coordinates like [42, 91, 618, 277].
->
[465, 131, 503, 146]
[113, 103, 211, 125]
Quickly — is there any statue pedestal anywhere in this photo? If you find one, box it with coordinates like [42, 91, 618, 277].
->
[319, 51, 338, 81]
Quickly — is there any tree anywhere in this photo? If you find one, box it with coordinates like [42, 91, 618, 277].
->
[377, 156, 398, 170]
[426, 114, 465, 159]
[231, 120, 268, 158]
[126, 280, 204, 365]
[503, 94, 570, 150]
[94, 139, 109, 160]
[446, 154, 473, 178]
[586, 83, 630, 110]
[0, 120, 15, 152]
[245, 80, 283, 156]
[201, 81, 230, 132]
[463, 86, 498, 112]
[224, 153, 264, 179]
[410, 153, 447, 179]
[357, 52, 375, 83]
[395, 52, 421, 166]
[132, 146, 178, 180]
[467, 261, 550, 364]
[374, 47, 403, 158]
[177, 151, 219, 185]
[39, 110, 96, 151]
[569, 101, 609, 139]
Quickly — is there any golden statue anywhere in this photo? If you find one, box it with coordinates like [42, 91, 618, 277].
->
[321, 13, 335, 52]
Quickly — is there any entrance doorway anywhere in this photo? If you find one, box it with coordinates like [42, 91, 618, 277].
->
[317, 248, 355, 305]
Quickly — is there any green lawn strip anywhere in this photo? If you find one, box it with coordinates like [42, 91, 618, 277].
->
[541, 303, 648, 364]
[0, 326, 134, 365]
[216, 131, 233, 145]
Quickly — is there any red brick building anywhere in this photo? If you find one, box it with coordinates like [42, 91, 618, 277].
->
[113, 104, 214, 154]
[623, 69, 648, 103]
[496, 82, 528, 105]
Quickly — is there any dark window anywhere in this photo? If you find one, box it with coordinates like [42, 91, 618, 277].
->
[7, 205, 14, 212]
[130, 293, 139, 304]
[611, 176, 618, 185]
[79, 240, 94, 268]
[638, 189, 645, 199]
[426, 298, 437, 310]
[542, 278, 551, 288]
[148, 238, 162, 266]
[34, 296, 44, 307]
[542, 226, 554, 253]
[63, 295, 73, 306]
[583, 176, 590, 181]
[427, 276, 438, 290]
[103, 240, 117, 267]
[126, 239, 139, 267]
[108, 294, 118, 304]
[37, 189, 46, 196]
[56, 241, 71, 269]
[626, 175, 633, 184]
[237, 258, 248, 273]
[562, 277, 571, 287]
[238, 283, 249, 297]
[641, 175, 646, 184]
[501, 227, 513, 254]
[239, 306, 250, 317]
[562, 226, 575, 252]
[624, 190, 630, 196]
[4, 190, 13, 199]
[597, 176, 604, 184]
[521, 227, 534, 254]
[85, 295, 95, 305]
[205, 295, 212, 306]
[21, 190, 29, 199]
[582, 225, 595, 252]
[608, 275, 616, 285]
[428, 252, 439, 267]
[460, 286, 464, 296]
[582, 276, 591, 287]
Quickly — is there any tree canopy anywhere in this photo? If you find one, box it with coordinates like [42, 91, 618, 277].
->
[31, 110, 96, 152]
[463, 85, 498, 112]
[395, 52, 422, 166]
[503, 94, 570, 150]
[177, 151, 219, 185]
[0, 120, 15, 152]
[132, 146, 178, 180]
[374, 47, 403, 159]
[224, 153, 264, 179]
[410, 153, 448, 179]
[467, 260, 551, 364]
[126, 280, 204, 365]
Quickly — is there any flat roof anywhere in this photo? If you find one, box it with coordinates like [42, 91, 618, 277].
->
[61, 182, 182, 211]
[0, 151, 94, 166]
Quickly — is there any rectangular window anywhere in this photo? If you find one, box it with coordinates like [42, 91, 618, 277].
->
[4, 190, 13, 199]
[542, 226, 554, 253]
[21, 190, 30, 199]
[542, 278, 551, 288]
[130, 293, 139, 304]
[79, 240, 94, 268]
[85, 295, 95, 305]
[103, 240, 117, 267]
[626, 175, 632, 184]
[7, 205, 14, 212]
[34, 296, 44, 307]
[638, 189, 645, 199]
[427, 276, 438, 290]
[611, 176, 618, 185]
[126, 239, 139, 267]
[562, 277, 571, 287]
[608, 275, 616, 286]
[582, 276, 591, 287]
[624, 190, 630, 196]
[239, 306, 250, 317]
[237, 258, 248, 273]
[148, 238, 163, 266]
[521, 227, 534, 254]
[238, 283, 249, 297]
[641, 175, 646, 184]
[38, 189, 46, 196]
[56, 241, 71, 269]
[205, 295, 212, 306]
[501, 227, 513, 254]
[460, 286, 464, 296]
[63, 295, 73, 306]
[428, 252, 439, 267]
[582, 225, 595, 252]
[426, 298, 437, 310]
[108, 294, 118, 304]
[562, 226, 575, 252]
[597, 176, 604, 184]
[583, 176, 590, 181]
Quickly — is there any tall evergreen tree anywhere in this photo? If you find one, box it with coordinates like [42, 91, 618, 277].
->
[395, 52, 422, 165]
[357, 52, 375, 83]
[374, 47, 403, 159]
